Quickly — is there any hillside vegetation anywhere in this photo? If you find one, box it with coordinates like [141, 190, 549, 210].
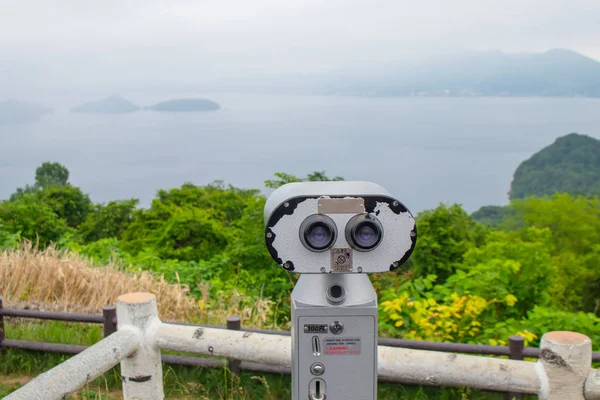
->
[1, 160, 600, 398]
[0, 243, 198, 320]
[2, 162, 599, 342]
[510, 133, 600, 199]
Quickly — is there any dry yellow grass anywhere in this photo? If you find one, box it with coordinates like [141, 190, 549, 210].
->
[0, 242, 199, 321]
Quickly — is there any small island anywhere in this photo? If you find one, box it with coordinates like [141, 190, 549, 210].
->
[0, 99, 52, 125]
[71, 95, 140, 114]
[146, 98, 220, 112]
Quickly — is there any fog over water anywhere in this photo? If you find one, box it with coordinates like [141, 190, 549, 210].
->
[2, 93, 599, 213]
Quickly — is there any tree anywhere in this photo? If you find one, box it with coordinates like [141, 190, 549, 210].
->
[121, 183, 260, 260]
[510, 194, 600, 254]
[78, 199, 138, 242]
[510, 133, 600, 199]
[39, 184, 92, 228]
[10, 162, 71, 201]
[35, 162, 69, 189]
[508, 194, 600, 313]
[409, 204, 486, 282]
[471, 205, 516, 227]
[0, 194, 69, 246]
[265, 171, 344, 189]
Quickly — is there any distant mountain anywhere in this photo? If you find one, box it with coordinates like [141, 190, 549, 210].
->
[71, 96, 140, 114]
[510, 133, 600, 199]
[328, 49, 600, 97]
[146, 99, 220, 112]
[0, 99, 52, 125]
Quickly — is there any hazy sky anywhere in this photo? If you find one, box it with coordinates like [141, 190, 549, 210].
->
[1, 0, 600, 93]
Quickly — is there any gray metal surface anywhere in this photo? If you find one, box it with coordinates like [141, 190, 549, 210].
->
[292, 274, 378, 400]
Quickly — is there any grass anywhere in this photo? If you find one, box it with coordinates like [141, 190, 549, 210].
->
[0, 243, 198, 320]
[0, 243, 281, 329]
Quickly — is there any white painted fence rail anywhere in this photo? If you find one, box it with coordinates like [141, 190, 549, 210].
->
[6, 292, 600, 400]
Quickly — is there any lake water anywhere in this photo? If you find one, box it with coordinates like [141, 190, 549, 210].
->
[2, 93, 600, 213]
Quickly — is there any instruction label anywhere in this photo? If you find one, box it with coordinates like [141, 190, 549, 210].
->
[324, 337, 361, 355]
[331, 248, 352, 272]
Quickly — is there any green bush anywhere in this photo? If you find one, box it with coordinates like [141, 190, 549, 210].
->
[0, 194, 69, 246]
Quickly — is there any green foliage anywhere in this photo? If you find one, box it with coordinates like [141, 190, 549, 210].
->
[264, 171, 343, 189]
[78, 199, 138, 243]
[0, 222, 21, 249]
[510, 193, 600, 254]
[10, 161, 70, 201]
[0, 194, 69, 246]
[508, 194, 600, 312]
[470, 205, 515, 227]
[457, 228, 555, 316]
[3, 164, 600, 379]
[380, 195, 600, 345]
[120, 182, 255, 260]
[3, 162, 600, 397]
[409, 204, 486, 282]
[510, 133, 600, 199]
[36, 184, 92, 228]
[35, 161, 70, 189]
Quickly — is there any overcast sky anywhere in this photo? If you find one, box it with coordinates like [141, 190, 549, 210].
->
[1, 0, 599, 94]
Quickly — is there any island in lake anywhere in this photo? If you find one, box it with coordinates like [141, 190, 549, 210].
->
[71, 95, 140, 114]
[0, 99, 52, 125]
[145, 98, 220, 112]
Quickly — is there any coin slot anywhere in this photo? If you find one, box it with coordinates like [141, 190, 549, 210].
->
[309, 378, 327, 400]
[312, 336, 321, 356]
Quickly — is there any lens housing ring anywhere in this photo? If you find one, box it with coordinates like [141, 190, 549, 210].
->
[345, 213, 383, 251]
[299, 214, 337, 252]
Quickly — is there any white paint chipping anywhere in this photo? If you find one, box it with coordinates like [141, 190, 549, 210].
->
[4, 328, 140, 400]
[270, 197, 415, 273]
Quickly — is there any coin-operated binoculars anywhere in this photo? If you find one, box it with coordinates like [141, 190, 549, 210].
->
[264, 182, 417, 400]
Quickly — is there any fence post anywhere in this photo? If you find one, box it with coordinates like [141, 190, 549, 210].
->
[0, 297, 5, 351]
[226, 316, 242, 375]
[506, 335, 524, 400]
[103, 306, 117, 337]
[117, 292, 164, 399]
[538, 331, 591, 400]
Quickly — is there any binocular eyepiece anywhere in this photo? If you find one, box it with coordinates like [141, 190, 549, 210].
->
[264, 181, 416, 274]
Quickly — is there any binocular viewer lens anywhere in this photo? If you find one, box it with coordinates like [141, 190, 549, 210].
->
[300, 213, 383, 252]
[300, 215, 337, 252]
[346, 214, 383, 251]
